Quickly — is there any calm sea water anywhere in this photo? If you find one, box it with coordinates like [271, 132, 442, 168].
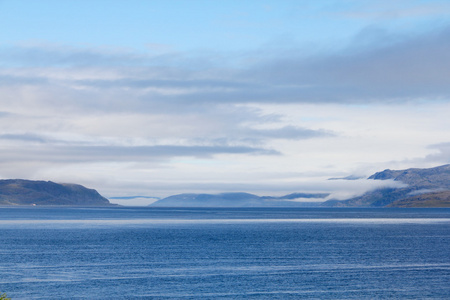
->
[0, 207, 449, 299]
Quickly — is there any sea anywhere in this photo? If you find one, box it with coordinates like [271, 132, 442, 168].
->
[0, 207, 449, 299]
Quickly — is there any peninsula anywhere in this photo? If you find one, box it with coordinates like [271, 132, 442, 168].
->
[0, 179, 112, 206]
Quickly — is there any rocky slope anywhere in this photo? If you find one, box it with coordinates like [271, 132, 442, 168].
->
[386, 190, 450, 208]
[323, 164, 450, 207]
[0, 179, 112, 206]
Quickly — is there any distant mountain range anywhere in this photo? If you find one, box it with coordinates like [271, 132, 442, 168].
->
[152, 164, 450, 208]
[323, 164, 450, 207]
[0, 179, 112, 206]
[150, 192, 329, 207]
[1, 164, 449, 207]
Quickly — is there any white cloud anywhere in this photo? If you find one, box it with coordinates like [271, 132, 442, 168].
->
[0, 24, 449, 199]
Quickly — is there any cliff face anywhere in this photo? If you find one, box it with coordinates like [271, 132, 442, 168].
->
[324, 164, 450, 207]
[0, 179, 111, 206]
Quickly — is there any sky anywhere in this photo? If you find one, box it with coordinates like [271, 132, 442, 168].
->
[1, 0, 450, 205]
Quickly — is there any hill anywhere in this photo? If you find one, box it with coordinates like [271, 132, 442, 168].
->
[323, 164, 450, 207]
[0, 179, 112, 206]
[386, 190, 450, 208]
[150, 192, 329, 207]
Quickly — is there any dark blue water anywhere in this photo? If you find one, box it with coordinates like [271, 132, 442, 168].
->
[0, 207, 449, 299]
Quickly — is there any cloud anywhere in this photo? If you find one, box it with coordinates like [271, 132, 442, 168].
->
[424, 142, 450, 163]
[97, 177, 407, 201]
[407, 188, 445, 196]
[0, 133, 49, 143]
[0, 143, 279, 165]
[0, 74, 49, 86]
[323, 178, 407, 200]
[338, 0, 450, 20]
[247, 25, 450, 103]
[248, 125, 334, 139]
[1, 22, 449, 198]
[2, 25, 449, 112]
[0, 43, 147, 67]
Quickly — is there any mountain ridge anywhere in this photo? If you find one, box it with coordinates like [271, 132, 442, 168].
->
[323, 164, 450, 207]
[2, 164, 449, 207]
[150, 192, 329, 207]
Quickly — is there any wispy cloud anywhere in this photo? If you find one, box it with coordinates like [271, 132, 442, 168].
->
[0, 43, 147, 67]
[2, 25, 449, 109]
[0, 133, 49, 143]
[247, 26, 450, 103]
[425, 142, 450, 163]
[242, 126, 334, 140]
[337, 0, 450, 20]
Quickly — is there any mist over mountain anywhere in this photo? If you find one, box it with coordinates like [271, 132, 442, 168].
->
[0, 179, 112, 206]
[323, 164, 450, 207]
[151, 165, 450, 208]
[2, 165, 449, 208]
[150, 192, 329, 207]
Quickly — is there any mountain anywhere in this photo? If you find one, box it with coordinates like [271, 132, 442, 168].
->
[368, 164, 450, 188]
[323, 164, 450, 207]
[150, 192, 329, 207]
[386, 190, 450, 208]
[0, 179, 112, 206]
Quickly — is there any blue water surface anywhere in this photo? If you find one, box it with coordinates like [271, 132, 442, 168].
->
[0, 207, 449, 299]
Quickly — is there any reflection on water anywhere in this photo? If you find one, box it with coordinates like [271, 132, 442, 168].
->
[0, 217, 449, 228]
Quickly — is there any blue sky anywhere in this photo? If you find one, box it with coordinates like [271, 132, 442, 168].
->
[2, 0, 358, 51]
[1, 0, 450, 205]
[3, 0, 448, 52]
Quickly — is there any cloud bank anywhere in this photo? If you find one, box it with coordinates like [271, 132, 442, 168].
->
[0, 23, 449, 198]
[2, 25, 450, 107]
